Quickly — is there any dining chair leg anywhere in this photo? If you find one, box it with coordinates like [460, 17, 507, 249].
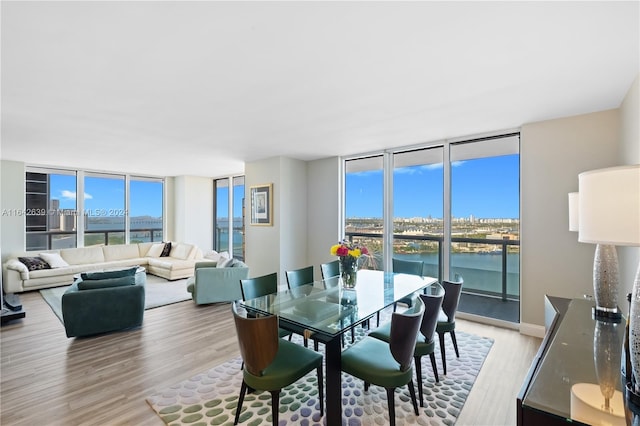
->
[385, 388, 396, 426]
[408, 380, 419, 416]
[270, 390, 280, 425]
[364, 382, 370, 392]
[429, 352, 439, 382]
[414, 356, 424, 407]
[438, 331, 447, 375]
[314, 340, 319, 351]
[234, 381, 248, 425]
[316, 365, 324, 415]
[451, 330, 460, 358]
[351, 327, 355, 344]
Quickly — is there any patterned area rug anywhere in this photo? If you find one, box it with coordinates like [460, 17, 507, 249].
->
[146, 315, 493, 426]
[40, 275, 191, 323]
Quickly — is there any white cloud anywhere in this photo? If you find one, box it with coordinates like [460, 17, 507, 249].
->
[60, 190, 93, 200]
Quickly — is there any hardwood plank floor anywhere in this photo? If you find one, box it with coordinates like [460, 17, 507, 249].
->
[1, 290, 541, 425]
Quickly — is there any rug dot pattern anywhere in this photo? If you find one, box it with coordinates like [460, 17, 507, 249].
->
[147, 314, 493, 426]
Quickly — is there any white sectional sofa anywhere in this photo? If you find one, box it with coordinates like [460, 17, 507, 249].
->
[2, 242, 203, 293]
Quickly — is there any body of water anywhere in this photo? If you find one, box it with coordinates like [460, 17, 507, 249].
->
[393, 252, 520, 298]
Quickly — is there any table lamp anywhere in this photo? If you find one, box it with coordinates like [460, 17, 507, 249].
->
[578, 165, 640, 320]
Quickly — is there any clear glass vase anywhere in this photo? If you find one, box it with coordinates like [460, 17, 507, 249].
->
[339, 256, 358, 289]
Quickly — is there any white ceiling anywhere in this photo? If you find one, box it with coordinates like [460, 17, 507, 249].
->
[1, 1, 638, 178]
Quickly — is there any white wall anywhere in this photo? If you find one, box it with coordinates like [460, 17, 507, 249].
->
[618, 73, 640, 307]
[520, 110, 620, 328]
[1, 160, 26, 264]
[172, 175, 213, 251]
[279, 157, 308, 274]
[245, 157, 282, 283]
[307, 157, 341, 281]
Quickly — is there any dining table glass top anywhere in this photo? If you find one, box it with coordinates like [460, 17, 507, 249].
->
[240, 269, 438, 338]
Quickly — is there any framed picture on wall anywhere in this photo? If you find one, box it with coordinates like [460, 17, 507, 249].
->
[250, 183, 273, 226]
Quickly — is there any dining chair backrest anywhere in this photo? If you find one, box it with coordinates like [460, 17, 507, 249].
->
[418, 290, 444, 343]
[232, 302, 279, 376]
[392, 258, 424, 276]
[285, 265, 314, 289]
[441, 276, 464, 322]
[389, 297, 424, 371]
[240, 272, 278, 300]
[320, 260, 339, 280]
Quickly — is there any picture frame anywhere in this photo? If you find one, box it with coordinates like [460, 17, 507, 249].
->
[250, 183, 273, 226]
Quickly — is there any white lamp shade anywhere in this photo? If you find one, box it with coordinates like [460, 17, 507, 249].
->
[568, 192, 579, 232]
[578, 164, 640, 246]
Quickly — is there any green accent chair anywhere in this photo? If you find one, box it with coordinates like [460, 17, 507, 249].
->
[231, 302, 324, 425]
[436, 276, 464, 375]
[62, 268, 145, 338]
[392, 258, 424, 312]
[369, 287, 444, 407]
[285, 265, 314, 289]
[186, 260, 249, 304]
[320, 260, 339, 280]
[239, 272, 291, 339]
[285, 265, 318, 349]
[341, 297, 425, 426]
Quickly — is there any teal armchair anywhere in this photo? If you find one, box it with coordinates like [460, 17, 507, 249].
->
[186, 260, 249, 304]
[62, 271, 146, 338]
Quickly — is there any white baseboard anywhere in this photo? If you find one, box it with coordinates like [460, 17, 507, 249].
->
[519, 322, 546, 338]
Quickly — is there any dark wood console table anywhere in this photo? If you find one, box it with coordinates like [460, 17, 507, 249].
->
[517, 296, 627, 425]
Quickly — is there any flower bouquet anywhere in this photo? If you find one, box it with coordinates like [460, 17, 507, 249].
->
[330, 239, 369, 288]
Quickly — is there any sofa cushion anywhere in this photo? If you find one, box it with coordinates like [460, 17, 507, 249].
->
[61, 246, 105, 265]
[81, 266, 139, 281]
[77, 275, 135, 290]
[39, 252, 69, 268]
[160, 242, 172, 257]
[146, 243, 165, 258]
[18, 256, 51, 271]
[102, 244, 141, 262]
[170, 243, 194, 260]
[147, 257, 195, 270]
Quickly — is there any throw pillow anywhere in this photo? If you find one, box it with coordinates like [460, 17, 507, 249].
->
[78, 275, 135, 290]
[203, 250, 221, 262]
[38, 252, 69, 268]
[216, 256, 233, 268]
[160, 242, 172, 257]
[18, 256, 51, 271]
[146, 243, 165, 258]
[81, 266, 138, 281]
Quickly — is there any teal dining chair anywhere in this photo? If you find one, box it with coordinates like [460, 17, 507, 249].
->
[231, 302, 324, 425]
[341, 297, 425, 426]
[240, 272, 291, 339]
[285, 265, 314, 289]
[392, 258, 424, 312]
[285, 265, 319, 349]
[369, 289, 444, 407]
[320, 259, 339, 281]
[436, 276, 464, 375]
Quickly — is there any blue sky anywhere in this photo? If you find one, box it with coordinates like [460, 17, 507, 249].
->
[50, 154, 519, 220]
[347, 154, 520, 219]
[51, 175, 163, 217]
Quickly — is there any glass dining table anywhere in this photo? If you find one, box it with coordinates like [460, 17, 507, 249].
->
[239, 269, 438, 425]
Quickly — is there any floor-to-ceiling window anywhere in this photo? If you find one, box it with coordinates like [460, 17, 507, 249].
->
[213, 176, 245, 260]
[393, 147, 444, 281]
[84, 174, 126, 246]
[450, 135, 520, 322]
[344, 156, 384, 270]
[129, 177, 164, 243]
[343, 133, 520, 324]
[25, 168, 164, 250]
[25, 169, 78, 250]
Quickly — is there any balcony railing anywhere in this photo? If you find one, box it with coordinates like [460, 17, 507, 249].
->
[345, 231, 520, 302]
[26, 228, 163, 250]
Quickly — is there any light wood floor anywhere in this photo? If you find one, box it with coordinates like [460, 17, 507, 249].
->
[1, 290, 541, 426]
